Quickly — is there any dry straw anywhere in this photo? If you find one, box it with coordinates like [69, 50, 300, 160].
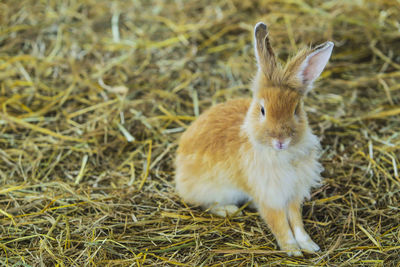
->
[0, 0, 399, 266]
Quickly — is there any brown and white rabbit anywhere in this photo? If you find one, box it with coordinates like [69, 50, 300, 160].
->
[175, 22, 333, 256]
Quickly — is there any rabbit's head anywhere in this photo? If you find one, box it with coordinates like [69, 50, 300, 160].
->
[244, 22, 333, 151]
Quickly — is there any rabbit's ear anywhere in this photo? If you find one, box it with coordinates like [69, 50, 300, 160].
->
[254, 22, 277, 78]
[295, 41, 334, 93]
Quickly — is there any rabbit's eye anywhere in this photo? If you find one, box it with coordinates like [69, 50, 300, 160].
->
[294, 104, 299, 115]
[261, 106, 265, 116]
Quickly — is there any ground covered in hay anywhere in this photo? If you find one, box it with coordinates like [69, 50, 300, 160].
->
[1, 0, 399, 266]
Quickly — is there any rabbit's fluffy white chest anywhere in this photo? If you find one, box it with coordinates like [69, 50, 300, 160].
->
[242, 129, 323, 209]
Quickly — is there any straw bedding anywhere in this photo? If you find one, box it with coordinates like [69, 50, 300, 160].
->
[0, 0, 399, 265]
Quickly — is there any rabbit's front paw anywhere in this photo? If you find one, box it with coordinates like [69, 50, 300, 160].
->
[281, 242, 302, 257]
[298, 238, 320, 253]
[294, 228, 320, 253]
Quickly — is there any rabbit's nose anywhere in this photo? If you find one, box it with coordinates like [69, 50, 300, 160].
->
[272, 138, 291, 151]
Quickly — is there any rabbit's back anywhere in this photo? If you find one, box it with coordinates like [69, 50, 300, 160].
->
[177, 98, 251, 158]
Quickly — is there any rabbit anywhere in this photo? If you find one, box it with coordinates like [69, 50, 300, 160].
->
[175, 22, 334, 256]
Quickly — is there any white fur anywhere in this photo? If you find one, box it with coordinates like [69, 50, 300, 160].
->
[176, 120, 322, 211]
[294, 227, 309, 243]
[294, 227, 320, 252]
[241, 126, 322, 209]
[287, 229, 297, 245]
[284, 233, 302, 256]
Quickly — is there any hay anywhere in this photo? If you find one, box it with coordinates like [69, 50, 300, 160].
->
[0, 0, 399, 265]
